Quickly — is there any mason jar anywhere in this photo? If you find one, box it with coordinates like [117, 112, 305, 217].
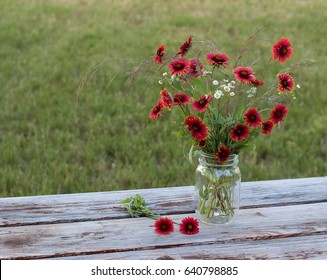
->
[194, 152, 241, 224]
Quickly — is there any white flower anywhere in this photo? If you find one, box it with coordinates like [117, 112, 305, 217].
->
[231, 80, 236, 85]
[230, 92, 235, 96]
[171, 75, 175, 80]
[203, 71, 212, 75]
[228, 83, 235, 89]
[247, 93, 254, 98]
[223, 85, 231, 92]
[158, 80, 163, 85]
[250, 87, 257, 93]
[212, 80, 219, 86]
[296, 84, 301, 89]
[214, 90, 223, 99]
[162, 72, 168, 76]
[223, 79, 229, 83]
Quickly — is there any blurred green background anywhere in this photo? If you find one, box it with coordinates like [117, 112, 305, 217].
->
[0, 0, 326, 197]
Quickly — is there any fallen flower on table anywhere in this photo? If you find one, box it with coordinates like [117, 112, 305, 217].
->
[121, 194, 199, 235]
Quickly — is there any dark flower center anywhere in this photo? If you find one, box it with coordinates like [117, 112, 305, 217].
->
[279, 47, 288, 55]
[153, 107, 159, 113]
[274, 111, 282, 118]
[239, 70, 249, 78]
[174, 63, 185, 70]
[249, 114, 256, 121]
[161, 224, 168, 230]
[192, 124, 199, 131]
[214, 55, 223, 63]
[199, 99, 206, 106]
[187, 224, 194, 231]
[282, 80, 288, 87]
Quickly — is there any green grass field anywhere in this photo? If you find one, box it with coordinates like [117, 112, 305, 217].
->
[0, 0, 326, 197]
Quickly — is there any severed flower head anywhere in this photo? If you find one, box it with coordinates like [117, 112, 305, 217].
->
[179, 216, 199, 235]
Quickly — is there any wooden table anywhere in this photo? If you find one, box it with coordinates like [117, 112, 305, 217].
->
[1, 177, 327, 260]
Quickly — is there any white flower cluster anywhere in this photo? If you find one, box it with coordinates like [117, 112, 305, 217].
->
[212, 79, 236, 98]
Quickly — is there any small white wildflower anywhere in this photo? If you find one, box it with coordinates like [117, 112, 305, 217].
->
[230, 92, 235, 96]
[228, 83, 235, 89]
[223, 79, 229, 83]
[231, 80, 236, 85]
[212, 80, 219, 86]
[203, 71, 212, 75]
[224, 85, 231, 92]
[214, 90, 223, 99]
[162, 72, 168, 76]
[158, 80, 163, 85]
[251, 87, 257, 94]
[247, 93, 254, 98]
[296, 84, 301, 89]
[192, 85, 197, 90]
[293, 96, 297, 99]
[171, 75, 175, 80]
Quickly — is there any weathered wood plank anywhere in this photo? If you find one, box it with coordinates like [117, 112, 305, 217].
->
[1, 202, 326, 259]
[0, 177, 326, 227]
[53, 234, 327, 260]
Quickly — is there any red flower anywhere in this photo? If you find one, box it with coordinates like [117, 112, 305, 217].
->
[179, 217, 199, 235]
[244, 107, 262, 128]
[154, 44, 165, 64]
[233, 66, 255, 84]
[173, 93, 191, 105]
[270, 103, 288, 124]
[262, 120, 274, 135]
[185, 115, 208, 141]
[230, 124, 250, 141]
[149, 100, 163, 120]
[272, 37, 293, 64]
[176, 35, 193, 56]
[168, 58, 190, 75]
[277, 73, 295, 93]
[160, 88, 172, 110]
[192, 94, 213, 112]
[189, 58, 204, 78]
[198, 140, 206, 147]
[206, 52, 230, 68]
[251, 78, 264, 87]
[154, 217, 174, 235]
[215, 146, 231, 163]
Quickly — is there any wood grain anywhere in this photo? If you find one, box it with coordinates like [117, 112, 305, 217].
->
[1, 177, 326, 227]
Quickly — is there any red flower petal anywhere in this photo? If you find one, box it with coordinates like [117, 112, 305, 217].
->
[277, 73, 295, 93]
[154, 44, 165, 64]
[149, 100, 163, 120]
[262, 120, 274, 135]
[206, 52, 230, 68]
[184, 115, 208, 141]
[168, 58, 190, 75]
[191, 94, 213, 112]
[176, 35, 193, 57]
[233, 67, 255, 84]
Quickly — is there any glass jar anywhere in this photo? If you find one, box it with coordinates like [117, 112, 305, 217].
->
[194, 152, 241, 224]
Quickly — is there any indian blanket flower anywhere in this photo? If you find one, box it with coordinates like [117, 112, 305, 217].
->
[251, 78, 264, 87]
[160, 88, 172, 109]
[154, 217, 174, 235]
[262, 120, 274, 135]
[230, 123, 250, 141]
[176, 35, 193, 56]
[244, 107, 262, 128]
[215, 145, 231, 163]
[233, 66, 255, 84]
[173, 93, 191, 105]
[206, 52, 230, 68]
[189, 58, 204, 78]
[149, 100, 163, 120]
[185, 115, 208, 141]
[168, 58, 190, 75]
[154, 44, 165, 64]
[270, 103, 289, 124]
[191, 94, 213, 112]
[277, 73, 295, 93]
[179, 217, 199, 235]
[272, 37, 293, 64]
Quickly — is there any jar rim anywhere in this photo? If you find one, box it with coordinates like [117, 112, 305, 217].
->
[198, 151, 238, 167]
